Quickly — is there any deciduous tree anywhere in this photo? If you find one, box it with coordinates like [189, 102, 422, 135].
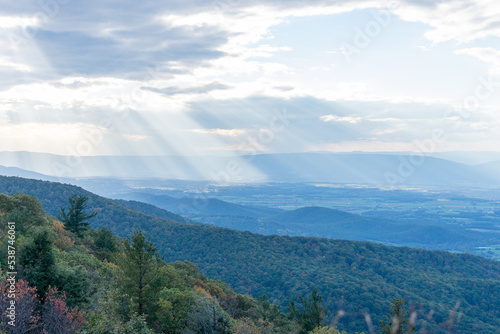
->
[42, 287, 85, 334]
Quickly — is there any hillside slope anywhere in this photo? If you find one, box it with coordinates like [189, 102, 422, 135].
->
[0, 193, 296, 333]
[0, 175, 499, 333]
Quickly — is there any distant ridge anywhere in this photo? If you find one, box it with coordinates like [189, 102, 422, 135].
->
[0, 165, 56, 181]
[117, 192, 283, 218]
[1, 151, 499, 186]
[261, 206, 481, 248]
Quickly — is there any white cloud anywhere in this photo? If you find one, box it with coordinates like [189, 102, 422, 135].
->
[123, 134, 148, 141]
[188, 128, 248, 136]
[320, 115, 363, 123]
[395, 0, 500, 43]
[0, 57, 33, 72]
[455, 47, 500, 75]
[0, 16, 38, 28]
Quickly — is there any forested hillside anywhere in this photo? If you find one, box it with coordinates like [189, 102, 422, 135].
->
[1, 176, 500, 333]
[0, 193, 308, 333]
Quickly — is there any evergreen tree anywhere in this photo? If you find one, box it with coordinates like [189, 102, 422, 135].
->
[379, 298, 415, 334]
[94, 227, 117, 252]
[288, 288, 327, 334]
[116, 228, 163, 315]
[18, 227, 57, 297]
[57, 194, 97, 238]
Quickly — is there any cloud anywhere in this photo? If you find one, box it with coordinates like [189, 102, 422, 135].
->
[0, 57, 33, 72]
[396, 0, 500, 43]
[320, 115, 362, 123]
[142, 81, 231, 96]
[187, 128, 248, 136]
[2, 0, 500, 156]
[33, 26, 228, 78]
[0, 15, 38, 28]
[122, 134, 148, 141]
[274, 86, 294, 91]
[455, 47, 500, 75]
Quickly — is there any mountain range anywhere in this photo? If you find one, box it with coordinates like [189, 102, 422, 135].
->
[0, 174, 499, 333]
[2, 151, 500, 186]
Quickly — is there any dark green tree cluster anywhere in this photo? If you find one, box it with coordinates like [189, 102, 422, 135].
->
[57, 194, 97, 237]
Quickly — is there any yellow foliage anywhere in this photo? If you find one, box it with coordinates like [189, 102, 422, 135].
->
[51, 219, 75, 250]
[233, 318, 274, 334]
[194, 286, 211, 299]
[309, 326, 365, 334]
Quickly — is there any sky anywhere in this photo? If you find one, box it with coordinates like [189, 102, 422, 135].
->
[1, 0, 500, 157]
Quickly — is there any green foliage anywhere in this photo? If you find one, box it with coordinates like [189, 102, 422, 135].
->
[288, 288, 327, 334]
[309, 326, 365, 334]
[57, 194, 97, 237]
[156, 288, 195, 333]
[18, 226, 57, 296]
[94, 227, 117, 252]
[88, 226, 118, 261]
[185, 294, 232, 334]
[232, 317, 275, 333]
[0, 193, 49, 233]
[116, 228, 163, 315]
[83, 312, 156, 334]
[379, 298, 415, 334]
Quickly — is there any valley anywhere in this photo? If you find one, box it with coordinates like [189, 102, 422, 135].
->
[76, 179, 500, 260]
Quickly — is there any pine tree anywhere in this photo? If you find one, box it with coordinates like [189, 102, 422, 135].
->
[116, 228, 163, 315]
[57, 195, 97, 238]
[18, 227, 57, 297]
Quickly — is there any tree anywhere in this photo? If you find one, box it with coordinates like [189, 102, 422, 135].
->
[185, 294, 232, 334]
[94, 227, 117, 252]
[51, 220, 75, 251]
[91, 226, 118, 261]
[3, 193, 49, 234]
[0, 280, 84, 334]
[116, 228, 163, 315]
[0, 279, 41, 333]
[232, 317, 274, 334]
[156, 287, 195, 333]
[42, 287, 85, 334]
[288, 288, 327, 334]
[309, 327, 353, 334]
[57, 194, 97, 238]
[18, 227, 57, 297]
[379, 298, 415, 334]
